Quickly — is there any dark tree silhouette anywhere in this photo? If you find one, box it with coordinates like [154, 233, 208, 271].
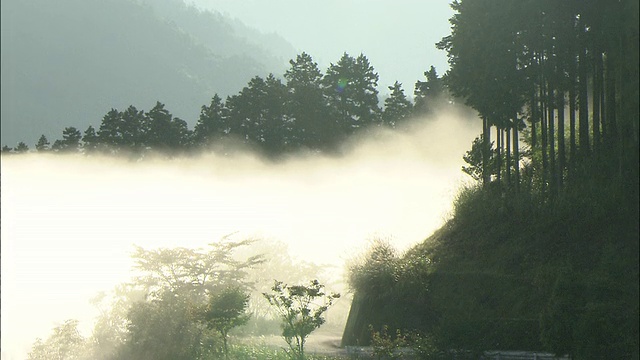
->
[194, 94, 228, 147]
[284, 52, 333, 150]
[382, 81, 412, 128]
[323, 53, 381, 135]
[35, 135, 50, 152]
[52, 127, 82, 152]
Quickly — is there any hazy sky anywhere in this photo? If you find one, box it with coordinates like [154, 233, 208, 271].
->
[186, 0, 454, 94]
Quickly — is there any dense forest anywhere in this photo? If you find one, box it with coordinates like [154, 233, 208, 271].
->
[1, 52, 445, 157]
[344, 0, 638, 359]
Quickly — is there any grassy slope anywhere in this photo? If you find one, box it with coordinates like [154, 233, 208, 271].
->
[344, 164, 639, 358]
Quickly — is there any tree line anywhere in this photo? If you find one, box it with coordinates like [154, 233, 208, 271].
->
[2, 52, 446, 157]
[442, 0, 638, 194]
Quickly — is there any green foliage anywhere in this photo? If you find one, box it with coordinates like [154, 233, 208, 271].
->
[16, 51, 430, 158]
[132, 238, 264, 296]
[27, 319, 87, 360]
[35, 135, 50, 152]
[461, 135, 487, 182]
[323, 53, 381, 133]
[124, 290, 217, 360]
[263, 280, 340, 360]
[52, 127, 83, 152]
[15, 141, 29, 153]
[345, 159, 638, 357]
[194, 94, 228, 147]
[348, 239, 400, 297]
[145, 101, 191, 152]
[369, 325, 407, 360]
[382, 81, 412, 128]
[202, 286, 251, 358]
[413, 66, 445, 115]
[407, 332, 446, 360]
[284, 52, 333, 150]
[82, 126, 99, 153]
[227, 344, 339, 360]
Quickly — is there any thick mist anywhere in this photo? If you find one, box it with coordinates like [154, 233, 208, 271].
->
[1, 108, 479, 359]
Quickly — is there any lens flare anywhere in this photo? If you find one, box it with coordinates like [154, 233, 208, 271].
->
[336, 78, 348, 93]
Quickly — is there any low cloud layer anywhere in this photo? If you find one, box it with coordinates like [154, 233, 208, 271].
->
[1, 106, 479, 358]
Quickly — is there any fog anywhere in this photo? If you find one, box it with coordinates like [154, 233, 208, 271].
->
[1, 108, 479, 359]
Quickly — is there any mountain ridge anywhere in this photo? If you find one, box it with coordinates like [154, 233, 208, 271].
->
[1, 0, 297, 146]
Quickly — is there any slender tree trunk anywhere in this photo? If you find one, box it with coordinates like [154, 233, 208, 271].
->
[531, 88, 537, 148]
[513, 114, 520, 193]
[593, 50, 602, 153]
[557, 90, 566, 189]
[569, 60, 577, 166]
[497, 125, 502, 187]
[506, 123, 511, 188]
[599, 55, 607, 144]
[541, 74, 548, 188]
[605, 53, 617, 150]
[548, 84, 556, 192]
[578, 44, 590, 157]
[482, 116, 491, 187]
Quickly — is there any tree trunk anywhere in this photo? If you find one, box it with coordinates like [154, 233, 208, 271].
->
[513, 115, 520, 193]
[506, 123, 511, 188]
[557, 90, 566, 189]
[605, 53, 617, 150]
[578, 44, 590, 157]
[592, 50, 602, 153]
[540, 75, 548, 188]
[531, 88, 537, 148]
[482, 116, 491, 187]
[548, 85, 556, 192]
[497, 125, 502, 187]
[569, 55, 577, 166]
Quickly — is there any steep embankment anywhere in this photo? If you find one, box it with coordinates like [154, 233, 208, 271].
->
[343, 168, 639, 358]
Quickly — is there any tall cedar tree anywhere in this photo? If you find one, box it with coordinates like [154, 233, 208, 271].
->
[194, 94, 228, 147]
[323, 53, 381, 135]
[284, 52, 333, 150]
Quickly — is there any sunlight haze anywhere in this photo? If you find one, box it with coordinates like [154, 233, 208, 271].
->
[1, 110, 479, 359]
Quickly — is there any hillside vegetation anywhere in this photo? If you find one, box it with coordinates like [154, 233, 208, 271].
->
[343, 0, 638, 358]
[344, 159, 638, 358]
[0, 0, 295, 146]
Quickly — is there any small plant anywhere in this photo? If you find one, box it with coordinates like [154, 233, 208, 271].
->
[202, 286, 251, 359]
[370, 325, 407, 360]
[263, 279, 340, 360]
[408, 332, 445, 360]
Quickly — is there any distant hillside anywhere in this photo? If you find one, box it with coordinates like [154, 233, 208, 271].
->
[0, 0, 296, 146]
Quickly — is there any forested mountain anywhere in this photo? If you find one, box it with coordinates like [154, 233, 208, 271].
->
[0, 0, 296, 146]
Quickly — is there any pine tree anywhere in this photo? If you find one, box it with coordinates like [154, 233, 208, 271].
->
[98, 108, 124, 151]
[284, 53, 332, 150]
[194, 94, 227, 147]
[15, 141, 29, 153]
[35, 135, 50, 152]
[52, 127, 82, 152]
[82, 126, 99, 153]
[323, 53, 381, 135]
[414, 65, 444, 115]
[145, 102, 188, 152]
[382, 81, 412, 128]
